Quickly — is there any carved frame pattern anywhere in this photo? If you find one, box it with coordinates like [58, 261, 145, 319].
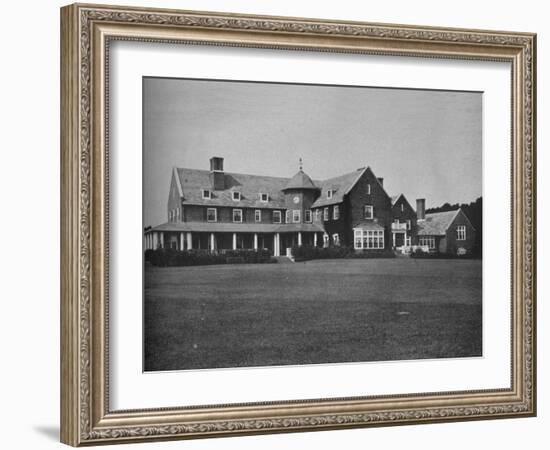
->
[60, 3, 536, 446]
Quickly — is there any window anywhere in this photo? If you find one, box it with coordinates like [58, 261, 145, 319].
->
[327, 190, 333, 199]
[285, 210, 291, 224]
[273, 210, 282, 224]
[333, 233, 340, 246]
[407, 219, 411, 230]
[255, 209, 261, 222]
[232, 191, 241, 201]
[401, 203, 404, 212]
[292, 210, 301, 223]
[333, 205, 340, 220]
[175, 208, 180, 222]
[232, 209, 243, 223]
[259, 193, 269, 202]
[305, 210, 312, 223]
[419, 237, 436, 249]
[323, 233, 329, 247]
[202, 189, 211, 199]
[207, 208, 217, 222]
[367, 184, 371, 195]
[354, 229, 384, 249]
[457, 225, 466, 240]
[364, 205, 374, 219]
[315, 209, 321, 221]
[323, 207, 329, 221]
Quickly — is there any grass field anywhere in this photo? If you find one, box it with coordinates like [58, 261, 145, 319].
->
[144, 258, 482, 371]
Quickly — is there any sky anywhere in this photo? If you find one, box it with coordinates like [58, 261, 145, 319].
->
[143, 77, 482, 227]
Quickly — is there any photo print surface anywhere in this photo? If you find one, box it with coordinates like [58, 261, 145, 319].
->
[143, 77, 483, 372]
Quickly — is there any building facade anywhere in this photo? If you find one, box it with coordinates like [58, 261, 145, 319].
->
[144, 157, 476, 256]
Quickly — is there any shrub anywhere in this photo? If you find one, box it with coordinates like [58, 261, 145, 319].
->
[292, 245, 394, 261]
[147, 248, 275, 267]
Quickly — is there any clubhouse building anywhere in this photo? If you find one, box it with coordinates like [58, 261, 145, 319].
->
[144, 157, 476, 256]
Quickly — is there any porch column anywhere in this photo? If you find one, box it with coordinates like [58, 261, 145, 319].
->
[210, 233, 215, 252]
[253, 233, 258, 250]
[159, 232, 164, 248]
[186, 232, 192, 250]
[298, 232, 302, 246]
[313, 232, 318, 247]
[232, 233, 237, 250]
[392, 232, 396, 248]
[274, 233, 280, 256]
[153, 232, 158, 249]
[180, 232, 184, 251]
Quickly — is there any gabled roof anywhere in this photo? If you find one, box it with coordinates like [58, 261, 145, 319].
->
[390, 195, 400, 205]
[283, 170, 318, 191]
[311, 168, 367, 208]
[417, 209, 461, 236]
[176, 168, 288, 208]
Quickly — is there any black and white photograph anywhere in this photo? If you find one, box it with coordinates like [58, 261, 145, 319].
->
[143, 77, 483, 372]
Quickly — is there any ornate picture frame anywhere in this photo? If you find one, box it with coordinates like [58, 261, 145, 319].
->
[60, 3, 536, 446]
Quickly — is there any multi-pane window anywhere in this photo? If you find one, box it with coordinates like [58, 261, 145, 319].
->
[206, 208, 217, 222]
[354, 229, 384, 249]
[285, 210, 291, 224]
[232, 191, 241, 201]
[323, 207, 329, 221]
[273, 210, 281, 223]
[305, 210, 312, 223]
[364, 205, 374, 219]
[419, 237, 436, 249]
[333, 205, 340, 220]
[457, 225, 466, 240]
[233, 209, 243, 223]
[292, 210, 301, 223]
[255, 209, 261, 222]
[259, 193, 269, 202]
[202, 189, 211, 199]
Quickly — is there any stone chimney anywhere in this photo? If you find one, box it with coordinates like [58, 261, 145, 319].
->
[416, 198, 426, 220]
[377, 177, 384, 186]
[209, 157, 225, 190]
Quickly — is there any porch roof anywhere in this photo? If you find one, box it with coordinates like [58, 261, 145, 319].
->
[352, 222, 385, 231]
[147, 222, 325, 234]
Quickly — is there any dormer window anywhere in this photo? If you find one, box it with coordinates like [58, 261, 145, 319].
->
[327, 190, 334, 199]
[202, 189, 211, 199]
[232, 191, 241, 201]
[259, 193, 269, 202]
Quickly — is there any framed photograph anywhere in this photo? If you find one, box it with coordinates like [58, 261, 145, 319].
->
[60, 3, 536, 446]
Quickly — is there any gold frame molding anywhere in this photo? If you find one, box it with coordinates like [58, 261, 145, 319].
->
[60, 2, 537, 446]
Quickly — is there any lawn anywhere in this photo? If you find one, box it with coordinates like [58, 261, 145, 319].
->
[144, 258, 482, 371]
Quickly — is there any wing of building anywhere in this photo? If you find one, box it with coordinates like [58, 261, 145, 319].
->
[144, 156, 476, 256]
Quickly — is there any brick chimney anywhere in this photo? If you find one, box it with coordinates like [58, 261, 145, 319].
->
[209, 157, 225, 190]
[416, 198, 426, 220]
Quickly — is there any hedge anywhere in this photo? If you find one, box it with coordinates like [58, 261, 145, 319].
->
[291, 245, 395, 262]
[146, 248, 276, 267]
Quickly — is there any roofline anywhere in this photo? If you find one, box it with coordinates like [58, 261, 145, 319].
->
[173, 167, 183, 197]
[366, 166, 392, 200]
[454, 207, 476, 231]
[344, 167, 367, 195]
[180, 202, 286, 210]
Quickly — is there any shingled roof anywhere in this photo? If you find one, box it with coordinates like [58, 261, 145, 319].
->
[311, 168, 367, 208]
[417, 209, 461, 236]
[283, 170, 318, 191]
[176, 168, 288, 209]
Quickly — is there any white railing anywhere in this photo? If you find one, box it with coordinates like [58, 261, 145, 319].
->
[391, 222, 408, 231]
